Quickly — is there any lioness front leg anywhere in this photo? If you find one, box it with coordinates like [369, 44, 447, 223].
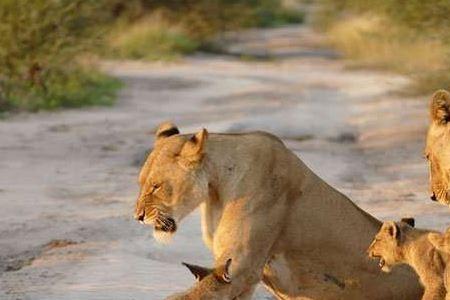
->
[208, 195, 286, 299]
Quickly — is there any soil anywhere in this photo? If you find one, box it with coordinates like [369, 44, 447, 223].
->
[1, 24, 447, 300]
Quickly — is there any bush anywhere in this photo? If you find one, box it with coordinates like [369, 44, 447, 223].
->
[109, 15, 199, 61]
[317, 0, 450, 95]
[106, 0, 304, 60]
[0, 0, 120, 112]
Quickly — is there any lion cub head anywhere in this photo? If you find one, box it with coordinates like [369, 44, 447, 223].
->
[182, 258, 232, 285]
[166, 259, 232, 300]
[425, 89, 450, 205]
[429, 228, 450, 254]
[367, 218, 415, 273]
[134, 122, 210, 243]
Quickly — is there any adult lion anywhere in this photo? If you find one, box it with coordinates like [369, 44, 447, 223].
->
[134, 122, 422, 299]
[425, 89, 450, 205]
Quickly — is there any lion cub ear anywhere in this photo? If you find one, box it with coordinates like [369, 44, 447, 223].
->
[155, 122, 180, 140]
[182, 262, 213, 282]
[384, 221, 400, 240]
[430, 89, 450, 125]
[215, 258, 232, 284]
[179, 128, 208, 164]
[400, 217, 415, 228]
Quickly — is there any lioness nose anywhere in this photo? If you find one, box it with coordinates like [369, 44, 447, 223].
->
[430, 193, 437, 201]
[135, 211, 145, 222]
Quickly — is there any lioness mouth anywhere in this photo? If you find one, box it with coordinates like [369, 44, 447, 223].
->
[370, 255, 385, 269]
[373, 256, 385, 268]
[154, 216, 177, 233]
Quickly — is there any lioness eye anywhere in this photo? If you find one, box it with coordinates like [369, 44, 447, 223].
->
[151, 183, 161, 193]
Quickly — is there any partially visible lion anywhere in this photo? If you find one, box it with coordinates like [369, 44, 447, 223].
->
[135, 122, 422, 299]
[425, 89, 450, 205]
[368, 218, 448, 300]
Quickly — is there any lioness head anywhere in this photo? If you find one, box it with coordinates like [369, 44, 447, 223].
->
[367, 218, 415, 273]
[425, 89, 450, 205]
[182, 258, 232, 284]
[134, 122, 209, 243]
[429, 228, 450, 254]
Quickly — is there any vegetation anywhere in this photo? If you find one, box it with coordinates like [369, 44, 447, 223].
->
[107, 0, 304, 61]
[0, 0, 121, 112]
[109, 15, 199, 61]
[0, 0, 303, 112]
[317, 0, 450, 94]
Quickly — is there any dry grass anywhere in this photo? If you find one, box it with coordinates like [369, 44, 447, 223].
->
[326, 15, 450, 94]
[108, 14, 199, 61]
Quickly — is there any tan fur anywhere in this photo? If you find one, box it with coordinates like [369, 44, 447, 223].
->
[135, 122, 422, 299]
[429, 229, 450, 254]
[166, 260, 232, 300]
[429, 229, 450, 300]
[425, 89, 450, 205]
[368, 221, 447, 300]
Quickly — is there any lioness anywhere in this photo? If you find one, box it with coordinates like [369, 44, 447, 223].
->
[135, 122, 422, 299]
[425, 89, 450, 205]
[368, 219, 447, 300]
[166, 259, 232, 300]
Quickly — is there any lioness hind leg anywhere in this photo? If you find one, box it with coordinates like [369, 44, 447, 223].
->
[234, 286, 256, 300]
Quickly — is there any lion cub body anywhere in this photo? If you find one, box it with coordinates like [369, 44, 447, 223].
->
[368, 220, 448, 300]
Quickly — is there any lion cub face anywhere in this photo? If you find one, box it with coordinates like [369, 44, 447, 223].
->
[429, 228, 450, 254]
[134, 122, 210, 243]
[367, 218, 415, 273]
[425, 89, 450, 205]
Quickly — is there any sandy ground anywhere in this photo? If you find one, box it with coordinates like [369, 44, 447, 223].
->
[1, 24, 449, 300]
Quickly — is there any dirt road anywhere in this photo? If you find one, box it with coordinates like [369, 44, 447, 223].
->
[1, 25, 448, 300]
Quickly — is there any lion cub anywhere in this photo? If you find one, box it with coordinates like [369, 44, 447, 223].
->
[368, 218, 448, 300]
[165, 259, 232, 300]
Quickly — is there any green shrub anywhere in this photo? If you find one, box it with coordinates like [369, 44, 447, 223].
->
[0, 0, 120, 112]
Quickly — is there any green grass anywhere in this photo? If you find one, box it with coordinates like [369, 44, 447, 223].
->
[254, 8, 304, 28]
[1, 69, 122, 112]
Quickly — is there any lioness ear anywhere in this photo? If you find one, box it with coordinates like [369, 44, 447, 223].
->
[181, 262, 213, 282]
[430, 89, 450, 125]
[180, 128, 208, 163]
[155, 122, 180, 140]
[400, 217, 415, 228]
